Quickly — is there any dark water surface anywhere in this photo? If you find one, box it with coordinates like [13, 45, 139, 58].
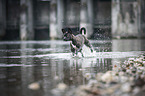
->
[0, 39, 145, 96]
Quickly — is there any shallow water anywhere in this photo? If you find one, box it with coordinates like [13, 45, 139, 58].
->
[0, 39, 145, 96]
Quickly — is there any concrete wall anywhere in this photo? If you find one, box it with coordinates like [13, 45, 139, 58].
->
[0, 0, 144, 40]
[0, 0, 112, 40]
[111, 0, 145, 38]
[0, 0, 6, 38]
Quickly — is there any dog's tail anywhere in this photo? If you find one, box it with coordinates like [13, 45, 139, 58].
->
[80, 27, 86, 35]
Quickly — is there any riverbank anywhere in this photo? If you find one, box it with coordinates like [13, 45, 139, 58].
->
[74, 55, 145, 96]
[53, 54, 145, 96]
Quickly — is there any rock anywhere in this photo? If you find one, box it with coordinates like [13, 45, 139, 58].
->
[84, 73, 92, 80]
[95, 72, 103, 81]
[28, 82, 40, 90]
[121, 83, 131, 93]
[87, 79, 98, 86]
[132, 87, 141, 95]
[64, 55, 145, 96]
[101, 71, 115, 83]
[57, 83, 67, 91]
[54, 75, 59, 80]
[128, 58, 135, 61]
[119, 72, 125, 76]
[120, 76, 128, 83]
[134, 76, 145, 87]
[126, 69, 132, 74]
[76, 85, 100, 96]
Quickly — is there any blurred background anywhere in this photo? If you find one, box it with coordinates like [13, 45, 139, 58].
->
[0, 0, 145, 40]
[0, 0, 145, 96]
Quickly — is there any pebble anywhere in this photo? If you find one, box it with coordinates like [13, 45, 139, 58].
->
[95, 72, 103, 81]
[84, 73, 91, 80]
[133, 87, 140, 94]
[57, 83, 67, 91]
[101, 71, 114, 83]
[119, 72, 125, 76]
[121, 83, 131, 93]
[63, 55, 145, 96]
[120, 76, 128, 83]
[54, 75, 59, 80]
[87, 79, 98, 86]
[28, 82, 40, 90]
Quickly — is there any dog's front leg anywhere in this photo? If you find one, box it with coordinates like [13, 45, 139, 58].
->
[70, 43, 78, 56]
[77, 47, 84, 57]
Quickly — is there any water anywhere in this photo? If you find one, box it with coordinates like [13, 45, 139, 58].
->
[0, 39, 145, 96]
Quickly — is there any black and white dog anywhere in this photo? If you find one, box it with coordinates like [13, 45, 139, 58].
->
[62, 27, 93, 57]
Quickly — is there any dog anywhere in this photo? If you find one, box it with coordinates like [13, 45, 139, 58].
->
[61, 27, 93, 57]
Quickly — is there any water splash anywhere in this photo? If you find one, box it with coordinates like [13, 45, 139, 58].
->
[76, 45, 96, 58]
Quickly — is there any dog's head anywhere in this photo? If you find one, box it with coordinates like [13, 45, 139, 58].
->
[61, 28, 73, 41]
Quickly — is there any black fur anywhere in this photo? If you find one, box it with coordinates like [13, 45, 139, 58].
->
[62, 27, 93, 57]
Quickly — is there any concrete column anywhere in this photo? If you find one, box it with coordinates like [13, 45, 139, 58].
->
[57, 0, 64, 39]
[111, 0, 120, 38]
[0, 0, 6, 38]
[80, 0, 88, 37]
[139, 0, 145, 38]
[27, 0, 34, 40]
[112, 0, 141, 38]
[80, 0, 93, 38]
[49, 0, 57, 40]
[87, 0, 94, 38]
[20, 0, 34, 40]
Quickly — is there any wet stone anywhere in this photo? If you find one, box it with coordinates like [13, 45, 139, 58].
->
[64, 55, 145, 96]
[28, 82, 40, 90]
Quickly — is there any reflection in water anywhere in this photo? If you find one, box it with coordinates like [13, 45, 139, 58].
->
[112, 39, 145, 52]
[0, 40, 145, 96]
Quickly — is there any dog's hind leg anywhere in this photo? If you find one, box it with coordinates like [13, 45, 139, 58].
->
[85, 42, 93, 52]
[80, 51, 84, 57]
[84, 37, 93, 52]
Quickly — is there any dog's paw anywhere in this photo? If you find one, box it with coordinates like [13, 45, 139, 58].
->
[91, 49, 93, 53]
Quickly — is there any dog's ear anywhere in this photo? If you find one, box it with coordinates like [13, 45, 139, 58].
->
[62, 29, 66, 33]
[68, 28, 72, 34]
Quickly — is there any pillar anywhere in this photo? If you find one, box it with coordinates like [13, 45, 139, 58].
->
[87, 0, 94, 38]
[20, 0, 34, 40]
[49, 0, 57, 40]
[112, 0, 141, 38]
[57, 0, 64, 39]
[0, 0, 6, 38]
[80, 0, 93, 38]
[80, 0, 88, 36]
[139, 0, 145, 38]
[27, 0, 34, 40]
[111, 0, 120, 38]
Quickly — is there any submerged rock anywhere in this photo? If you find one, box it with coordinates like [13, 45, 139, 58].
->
[57, 83, 68, 91]
[121, 83, 131, 93]
[63, 55, 145, 96]
[101, 71, 115, 83]
[28, 82, 40, 90]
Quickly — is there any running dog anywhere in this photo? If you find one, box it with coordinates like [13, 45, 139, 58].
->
[61, 27, 93, 57]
